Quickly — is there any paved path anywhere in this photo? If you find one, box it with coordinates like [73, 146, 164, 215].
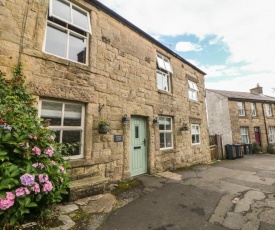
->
[100, 154, 275, 230]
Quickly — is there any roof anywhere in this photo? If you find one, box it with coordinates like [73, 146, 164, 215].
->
[84, 0, 206, 75]
[206, 89, 275, 103]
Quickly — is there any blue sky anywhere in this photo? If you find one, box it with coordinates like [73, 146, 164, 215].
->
[99, 0, 275, 96]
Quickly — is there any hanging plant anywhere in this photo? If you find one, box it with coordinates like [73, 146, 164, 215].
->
[98, 119, 111, 134]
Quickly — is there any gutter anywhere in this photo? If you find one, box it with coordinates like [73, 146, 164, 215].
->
[84, 0, 206, 75]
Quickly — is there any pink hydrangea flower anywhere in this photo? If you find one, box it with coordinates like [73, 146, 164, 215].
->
[24, 187, 30, 195]
[39, 174, 49, 183]
[0, 198, 14, 210]
[0, 191, 15, 210]
[20, 173, 35, 186]
[59, 166, 66, 174]
[6, 192, 15, 200]
[42, 181, 53, 193]
[51, 160, 56, 165]
[31, 182, 40, 194]
[32, 146, 41, 155]
[32, 163, 45, 169]
[44, 147, 55, 157]
[15, 187, 25, 197]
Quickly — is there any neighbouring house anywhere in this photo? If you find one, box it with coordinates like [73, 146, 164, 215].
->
[206, 84, 275, 158]
[0, 0, 210, 199]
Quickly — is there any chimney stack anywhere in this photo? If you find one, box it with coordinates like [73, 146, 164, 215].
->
[250, 83, 263, 94]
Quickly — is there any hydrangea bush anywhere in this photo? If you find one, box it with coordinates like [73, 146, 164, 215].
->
[0, 66, 70, 228]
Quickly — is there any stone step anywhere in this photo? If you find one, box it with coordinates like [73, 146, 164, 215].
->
[69, 176, 110, 201]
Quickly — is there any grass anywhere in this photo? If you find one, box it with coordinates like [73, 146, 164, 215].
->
[111, 179, 142, 197]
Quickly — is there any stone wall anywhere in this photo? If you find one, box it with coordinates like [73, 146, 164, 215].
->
[0, 0, 211, 182]
[228, 100, 275, 147]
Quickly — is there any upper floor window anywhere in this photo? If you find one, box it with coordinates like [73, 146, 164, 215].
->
[266, 104, 272, 117]
[268, 126, 275, 143]
[191, 124, 200, 145]
[240, 127, 249, 144]
[237, 102, 245, 116]
[156, 54, 172, 92]
[39, 99, 85, 159]
[159, 116, 173, 150]
[44, 0, 91, 64]
[188, 80, 198, 101]
[251, 103, 257, 116]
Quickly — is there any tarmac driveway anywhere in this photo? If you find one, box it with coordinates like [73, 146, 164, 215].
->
[100, 154, 275, 230]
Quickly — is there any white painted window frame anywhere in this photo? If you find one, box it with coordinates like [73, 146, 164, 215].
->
[156, 53, 173, 74]
[44, 0, 91, 64]
[49, 0, 91, 33]
[159, 116, 173, 150]
[237, 102, 245, 116]
[251, 102, 257, 116]
[240, 127, 249, 144]
[38, 99, 85, 159]
[268, 126, 275, 143]
[191, 124, 200, 145]
[44, 21, 89, 64]
[266, 104, 273, 117]
[157, 70, 171, 92]
[188, 80, 198, 101]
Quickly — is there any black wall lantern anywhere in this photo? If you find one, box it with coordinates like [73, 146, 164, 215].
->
[122, 114, 129, 125]
[153, 117, 159, 126]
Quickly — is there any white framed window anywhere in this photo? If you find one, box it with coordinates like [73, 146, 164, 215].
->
[237, 102, 245, 116]
[157, 70, 171, 92]
[188, 80, 198, 101]
[268, 126, 275, 143]
[251, 103, 257, 116]
[156, 54, 172, 92]
[266, 104, 273, 117]
[240, 127, 249, 144]
[159, 116, 173, 149]
[44, 0, 91, 64]
[39, 99, 85, 159]
[191, 124, 200, 145]
[156, 54, 173, 73]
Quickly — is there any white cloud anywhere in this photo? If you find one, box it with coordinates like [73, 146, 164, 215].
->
[206, 73, 275, 97]
[175, 42, 202, 52]
[99, 0, 275, 93]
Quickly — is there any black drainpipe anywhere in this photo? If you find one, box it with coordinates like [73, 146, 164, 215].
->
[262, 103, 269, 144]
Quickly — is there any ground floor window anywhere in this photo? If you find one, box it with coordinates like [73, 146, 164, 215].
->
[191, 124, 200, 144]
[268, 126, 275, 143]
[39, 99, 85, 158]
[159, 116, 173, 149]
[240, 127, 249, 144]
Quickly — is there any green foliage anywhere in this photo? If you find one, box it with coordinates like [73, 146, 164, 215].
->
[252, 142, 260, 154]
[0, 66, 70, 228]
[266, 144, 275, 154]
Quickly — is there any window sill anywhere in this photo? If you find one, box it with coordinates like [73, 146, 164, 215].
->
[160, 148, 174, 153]
[158, 90, 172, 96]
[24, 48, 91, 72]
[192, 143, 200, 146]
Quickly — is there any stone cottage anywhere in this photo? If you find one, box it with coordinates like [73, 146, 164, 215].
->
[206, 84, 275, 158]
[0, 0, 210, 199]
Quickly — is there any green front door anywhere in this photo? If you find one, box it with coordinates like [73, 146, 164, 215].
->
[130, 117, 147, 177]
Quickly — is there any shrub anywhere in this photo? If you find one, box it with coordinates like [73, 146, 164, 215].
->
[266, 144, 275, 154]
[0, 66, 70, 228]
[252, 142, 260, 154]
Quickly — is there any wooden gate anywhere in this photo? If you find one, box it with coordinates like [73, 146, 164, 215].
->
[209, 134, 223, 160]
